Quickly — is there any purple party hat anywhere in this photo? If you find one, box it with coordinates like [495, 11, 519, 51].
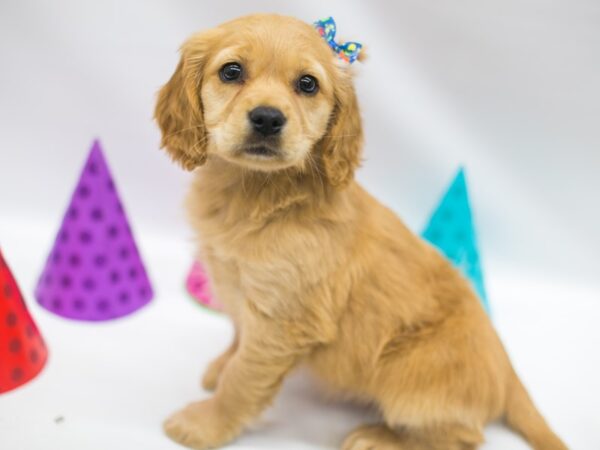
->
[35, 140, 153, 321]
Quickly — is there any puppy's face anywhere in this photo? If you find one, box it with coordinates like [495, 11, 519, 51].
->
[156, 14, 363, 186]
[200, 19, 335, 171]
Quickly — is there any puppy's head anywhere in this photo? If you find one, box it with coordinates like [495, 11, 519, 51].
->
[155, 14, 363, 186]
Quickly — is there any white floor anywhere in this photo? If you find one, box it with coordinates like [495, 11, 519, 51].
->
[1, 219, 598, 450]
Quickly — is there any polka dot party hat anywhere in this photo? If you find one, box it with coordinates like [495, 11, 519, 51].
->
[185, 260, 222, 312]
[34, 140, 153, 321]
[0, 250, 48, 394]
[422, 168, 490, 313]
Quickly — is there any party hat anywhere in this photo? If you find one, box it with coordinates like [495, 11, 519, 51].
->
[35, 140, 153, 321]
[422, 168, 489, 313]
[186, 261, 222, 311]
[0, 250, 48, 394]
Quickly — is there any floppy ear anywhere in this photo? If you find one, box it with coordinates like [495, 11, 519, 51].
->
[319, 70, 364, 187]
[154, 48, 208, 171]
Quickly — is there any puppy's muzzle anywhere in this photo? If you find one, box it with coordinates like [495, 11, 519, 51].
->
[244, 106, 287, 157]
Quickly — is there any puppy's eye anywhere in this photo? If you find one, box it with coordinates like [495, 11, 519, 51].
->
[297, 75, 319, 95]
[219, 62, 243, 82]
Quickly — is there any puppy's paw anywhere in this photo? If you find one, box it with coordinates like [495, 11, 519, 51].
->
[164, 399, 238, 449]
[342, 424, 402, 450]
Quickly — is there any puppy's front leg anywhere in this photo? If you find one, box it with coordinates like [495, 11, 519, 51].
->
[165, 311, 307, 449]
[201, 330, 239, 391]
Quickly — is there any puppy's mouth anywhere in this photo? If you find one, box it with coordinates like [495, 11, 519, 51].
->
[238, 134, 283, 159]
[242, 144, 279, 157]
[225, 134, 295, 170]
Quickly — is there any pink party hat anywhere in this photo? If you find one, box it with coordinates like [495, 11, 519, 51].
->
[186, 261, 222, 311]
[35, 140, 153, 321]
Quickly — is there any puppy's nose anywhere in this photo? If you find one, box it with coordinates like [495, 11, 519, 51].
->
[248, 107, 286, 136]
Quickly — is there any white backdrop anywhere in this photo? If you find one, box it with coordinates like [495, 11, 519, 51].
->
[1, 1, 599, 449]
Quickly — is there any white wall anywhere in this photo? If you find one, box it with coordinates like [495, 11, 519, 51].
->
[1, 0, 599, 287]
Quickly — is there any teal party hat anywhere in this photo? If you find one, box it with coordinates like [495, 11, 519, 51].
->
[422, 168, 489, 313]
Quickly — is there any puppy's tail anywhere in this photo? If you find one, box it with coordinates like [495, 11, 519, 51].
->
[504, 370, 568, 450]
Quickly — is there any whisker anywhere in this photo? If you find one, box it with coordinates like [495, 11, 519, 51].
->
[258, 170, 271, 192]
[299, 133, 359, 139]
[306, 152, 325, 194]
[241, 167, 248, 197]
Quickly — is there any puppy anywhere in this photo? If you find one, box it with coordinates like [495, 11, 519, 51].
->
[155, 14, 567, 450]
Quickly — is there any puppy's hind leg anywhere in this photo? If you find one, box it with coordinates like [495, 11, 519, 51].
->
[341, 423, 484, 450]
[342, 424, 403, 450]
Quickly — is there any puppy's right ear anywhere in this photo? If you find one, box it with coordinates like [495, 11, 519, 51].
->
[155, 50, 207, 171]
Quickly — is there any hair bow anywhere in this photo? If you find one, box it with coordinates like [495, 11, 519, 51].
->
[314, 17, 363, 64]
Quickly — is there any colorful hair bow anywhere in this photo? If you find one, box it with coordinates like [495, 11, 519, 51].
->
[314, 17, 363, 64]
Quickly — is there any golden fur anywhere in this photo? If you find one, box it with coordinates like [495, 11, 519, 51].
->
[155, 14, 567, 450]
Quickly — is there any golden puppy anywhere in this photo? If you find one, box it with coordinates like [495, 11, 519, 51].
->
[155, 14, 567, 450]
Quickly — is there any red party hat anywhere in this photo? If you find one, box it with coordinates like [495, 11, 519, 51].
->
[0, 250, 48, 394]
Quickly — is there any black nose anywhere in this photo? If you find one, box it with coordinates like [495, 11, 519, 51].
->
[248, 106, 286, 136]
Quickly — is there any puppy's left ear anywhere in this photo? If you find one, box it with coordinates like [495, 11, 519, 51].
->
[319, 68, 364, 187]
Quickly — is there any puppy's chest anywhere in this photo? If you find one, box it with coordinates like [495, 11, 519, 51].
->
[199, 204, 327, 271]
[212, 235, 324, 299]
[200, 222, 336, 320]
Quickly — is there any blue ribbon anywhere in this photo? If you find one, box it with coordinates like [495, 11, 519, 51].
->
[314, 17, 363, 64]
